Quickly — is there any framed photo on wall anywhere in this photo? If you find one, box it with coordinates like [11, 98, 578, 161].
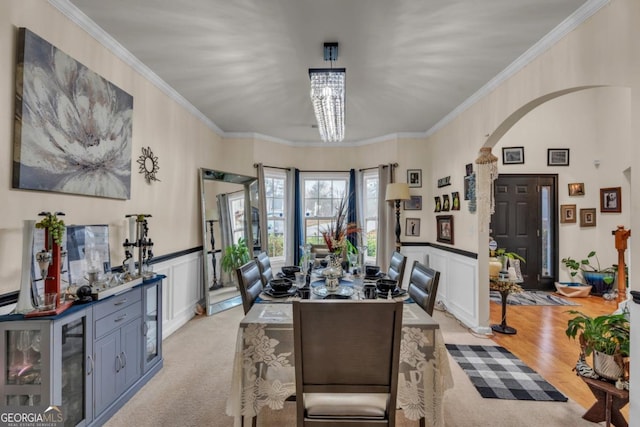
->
[580, 208, 597, 227]
[405, 218, 421, 237]
[407, 169, 422, 188]
[568, 182, 585, 196]
[434, 196, 441, 212]
[600, 187, 621, 213]
[436, 215, 454, 244]
[560, 204, 577, 223]
[502, 147, 524, 165]
[547, 148, 570, 166]
[403, 195, 422, 210]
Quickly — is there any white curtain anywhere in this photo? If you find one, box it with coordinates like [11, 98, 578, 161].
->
[218, 193, 234, 285]
[376, 164, 395, 271]
[355, 169, 365, 247]
[285, 167, 297, 265]
[255, 164, 269, 257]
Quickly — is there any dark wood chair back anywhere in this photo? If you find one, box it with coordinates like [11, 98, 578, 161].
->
[236, 260, 263, 314]
[255, 251, 273, 286]
[387, 252, 407, 289]
[407, 260, 440, 316]
[293, 300, 403, 426]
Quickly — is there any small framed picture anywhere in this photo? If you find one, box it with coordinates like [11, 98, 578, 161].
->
[547, 148, 570, 166]
[568, 182, 585, 196]
[560, 204, 577, 223]
[465, 163, 473, 176]
[436, 215, 454, 244]
[403, 195, 422, 210]
[451, 192, 460, 210]
[434, 196, 441, 212]
[600, 187, 621, 213]
[405, 218, 421, 237]
[502, 147, 524, 165]
[407, 169, 422, 188]
[580, 208, 597, 227]
[442, 194, 450, 211]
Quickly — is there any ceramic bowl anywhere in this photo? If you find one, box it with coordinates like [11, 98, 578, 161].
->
[270, 278, 293, 292]
[281, 265, 301, 277]
[365, 265, 381, 276]
[376, 278, 397, 294]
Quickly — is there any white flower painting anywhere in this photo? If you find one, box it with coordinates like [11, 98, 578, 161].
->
[13, 28, 133, 199]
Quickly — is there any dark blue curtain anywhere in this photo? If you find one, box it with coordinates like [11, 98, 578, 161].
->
[293, 169, 303, 265]
[347, 169, 357, 248]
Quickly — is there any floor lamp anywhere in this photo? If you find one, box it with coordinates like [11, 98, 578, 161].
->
[206, 208, 222, 290]
[385, 183, 411, 252]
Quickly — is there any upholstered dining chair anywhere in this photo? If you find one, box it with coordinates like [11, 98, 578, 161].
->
[386, 252, 407, 289]
[293, 300, 403, 426]
[236, 260, 263, 315]
[407, 260, 441, 316]
[255, 251, 273, 286]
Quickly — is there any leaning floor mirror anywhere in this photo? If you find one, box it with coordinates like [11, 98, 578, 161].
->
[199, 168, 262, 315]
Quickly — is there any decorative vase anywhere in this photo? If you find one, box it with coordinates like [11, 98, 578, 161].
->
[14, 220, 36, 314]
[592, 350, 624, 380]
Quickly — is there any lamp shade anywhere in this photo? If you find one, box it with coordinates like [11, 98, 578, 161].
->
[385, 183, 411, 201]
[206, 208, 219, 221]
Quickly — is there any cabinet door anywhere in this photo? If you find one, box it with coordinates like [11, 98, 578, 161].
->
[142, 281, 162, 372]
[52, 308, 92, 427]
[0, 321, 50, 407]
[119, 318, 142, 391]
[93, 330, 119, 417]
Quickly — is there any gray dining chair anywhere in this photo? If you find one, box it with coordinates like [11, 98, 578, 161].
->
[387, 252, 407, 289]
[293, 300, 403, 426]
[236, 260, 263, 315]
[407, 260, 440, 316]
[255, 251, 273, 286]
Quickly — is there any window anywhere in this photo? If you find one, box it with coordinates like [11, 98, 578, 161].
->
[264, 171, 286, 259]
[228, 191, 245, 244]
[302, 173, 349, 245]
[362, 171, 379, 259]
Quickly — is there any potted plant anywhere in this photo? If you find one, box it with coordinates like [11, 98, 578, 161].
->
[221, 237, 251, 275]
[565, 310, 630, 380]
[561, 251, 616, 295]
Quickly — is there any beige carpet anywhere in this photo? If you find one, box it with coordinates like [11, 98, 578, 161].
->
[104, 305, 603, 427]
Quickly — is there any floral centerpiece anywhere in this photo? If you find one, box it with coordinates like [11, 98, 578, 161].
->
[321, 195, 359, 257]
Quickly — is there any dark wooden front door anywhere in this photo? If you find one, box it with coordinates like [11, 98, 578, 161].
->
[490, 174, 558, 291]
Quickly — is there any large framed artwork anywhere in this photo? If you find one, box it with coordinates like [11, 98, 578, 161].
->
[13, 28, 134, 199]
[436, 215, 454, 245]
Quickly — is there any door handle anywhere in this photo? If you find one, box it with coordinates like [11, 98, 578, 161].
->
[121, 351, 127, 369]
[113, 298, 128, 306]
[87, 354, 94, 375]
[116, 354, 122, 373]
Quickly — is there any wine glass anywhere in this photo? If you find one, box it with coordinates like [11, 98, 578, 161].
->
[16, 331, 32, 366]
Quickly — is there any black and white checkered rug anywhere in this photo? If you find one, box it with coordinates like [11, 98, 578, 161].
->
[445, 344, 568, 402]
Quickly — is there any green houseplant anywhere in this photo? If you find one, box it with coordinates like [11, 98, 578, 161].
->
[565, 310, 630, 380]
[221, 237, 251, 274]
[561, 251, 616, 295]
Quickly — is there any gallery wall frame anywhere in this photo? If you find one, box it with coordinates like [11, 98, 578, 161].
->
[547, 148, 570, 166]
[407, 169, 422, 188]
[442, 194, 450, 211]
[405, 218, 421, 237]
[434, 196, 441, 212]
[568, 182, 585, 196]
[436, 215, 454, 244]
[580, 208, 597, 227]
[560, 204, 576, 223]
[502, 146, 524, 165]
[403, 195, 422, 210]
[600, 187, 621, 213]
[13, 28, 134, 199]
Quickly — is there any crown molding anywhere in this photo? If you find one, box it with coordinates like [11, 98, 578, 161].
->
[49, 0, 608, 147]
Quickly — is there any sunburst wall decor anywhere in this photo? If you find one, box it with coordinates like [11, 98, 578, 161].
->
[137, 146, 160, 184]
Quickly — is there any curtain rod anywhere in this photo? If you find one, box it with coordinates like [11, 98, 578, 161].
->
[359, 163, 398, 172]
[255, 163, 398, 172]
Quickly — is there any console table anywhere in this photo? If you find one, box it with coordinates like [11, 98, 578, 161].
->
[0, 275, 164, 426]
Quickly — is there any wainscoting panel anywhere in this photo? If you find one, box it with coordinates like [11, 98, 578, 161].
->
[154, 251, 202, 339]
[425, 247, 480, 330]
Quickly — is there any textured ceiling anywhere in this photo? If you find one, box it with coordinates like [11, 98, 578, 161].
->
[63, 0, 593, 144]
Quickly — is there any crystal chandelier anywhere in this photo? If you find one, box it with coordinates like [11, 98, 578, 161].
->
[309, 43, 345, 142]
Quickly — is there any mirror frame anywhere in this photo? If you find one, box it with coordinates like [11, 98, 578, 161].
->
[199, 168, 259, 315]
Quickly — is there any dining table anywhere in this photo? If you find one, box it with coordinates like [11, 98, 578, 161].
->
[226, 271, 454, 427]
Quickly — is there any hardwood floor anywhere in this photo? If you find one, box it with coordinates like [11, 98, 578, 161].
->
[489, 292, 629, 419]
